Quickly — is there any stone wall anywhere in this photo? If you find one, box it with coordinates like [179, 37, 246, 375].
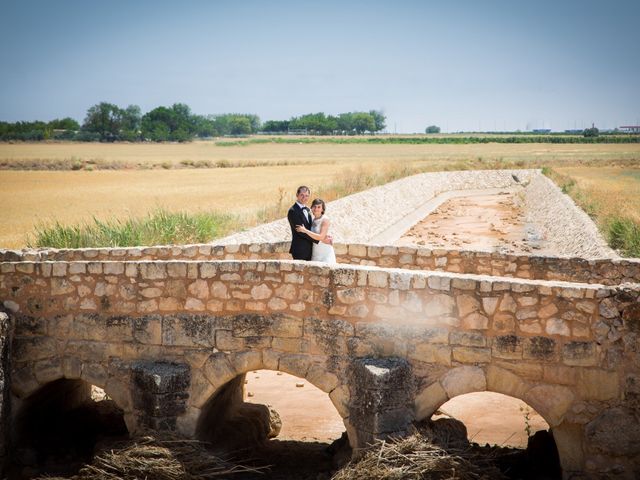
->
[3, 242, 638, 285]
[0, 312, 10, 470]
[524, 174, 615, 259]
[1, 259, 640, 475]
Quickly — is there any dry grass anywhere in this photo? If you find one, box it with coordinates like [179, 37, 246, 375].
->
[1, 141, 639, 249]
[332, 434, 508, 480]
[34, 432, 264, 480]
[547, 165, 640, 256]
[552, 166, 640, 222]
[2, 140, 639, 169]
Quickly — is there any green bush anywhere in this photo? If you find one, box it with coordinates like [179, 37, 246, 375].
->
[607, 217, 640, 257]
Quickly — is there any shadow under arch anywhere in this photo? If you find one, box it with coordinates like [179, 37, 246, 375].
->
[195, 355, 351, 448]
[195, 364, 352, 478]
[414, 365, 568, 479]
[10, 377, 129, 478]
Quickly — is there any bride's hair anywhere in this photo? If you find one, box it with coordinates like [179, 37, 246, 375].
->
[311, 198, 326, 215]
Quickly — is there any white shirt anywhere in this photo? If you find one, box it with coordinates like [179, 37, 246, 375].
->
[297, 202, 309, 222]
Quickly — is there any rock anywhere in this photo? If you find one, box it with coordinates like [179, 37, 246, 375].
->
[585, 407, 640, 456]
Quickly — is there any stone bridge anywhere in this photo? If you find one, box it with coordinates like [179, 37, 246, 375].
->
[1, 242, 640, 478]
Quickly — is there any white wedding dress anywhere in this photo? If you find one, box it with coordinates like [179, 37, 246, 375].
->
[311, 216, 336, 263]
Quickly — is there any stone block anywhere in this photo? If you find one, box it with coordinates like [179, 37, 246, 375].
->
[133, 316, 162, 345]
[424, 294, 455, 317]
[451, 278, 476, 290]
[336, 287, 366, 305]
[215, 330, 244, 351]
[202, 353, 237, 388]
[452, 346, 491, 363]
[492, 335, 523, 360]
[563, 341, 598, 367]
[414, 381, 448, 420]
[272, 337, 302, 353]
[329, 384, 350, 418]
[306, 364, 340, 393]
[140, 263, 167, 280]
[450, 331, 486, 347]
[525, 384, 574, 427]
[441, 365, 486, 398]
[499, 294, 517, 313]
[577, 369, 619, 401]
[13, 336, 58, 362]
[538, 303, 559, 319]
[389, 272, 412, 290]
[368, 271, 388, 288]
[462, 312, 489, 330]
[482, 297, 499, 315]
[33, 358, 63, 384]
[162, 314, 214, 348]
[543, 365, 577, 386]
[230, 350, 263, 373]
[585, 407, 640, 456]
[545, 318, 571, 336]
[523, 336, 557, 361]
[486, 365, 528, 399]
[409, 343, 451, 366]
[188, 279, 209, 299]
[427, 276, 450, 291]
[278, 353, 311, 378]
[493, 360, 543, 381]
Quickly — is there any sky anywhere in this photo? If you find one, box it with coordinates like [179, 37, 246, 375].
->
[1, 0, 639, 133]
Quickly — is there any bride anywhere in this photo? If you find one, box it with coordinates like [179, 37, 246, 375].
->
[295, 198, 336, 263]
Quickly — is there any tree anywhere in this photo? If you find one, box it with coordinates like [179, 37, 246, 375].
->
[369, 110, 386, 132]
[583, 126, 599, 137]
[120, 105, 142, 141]
[141, 103, 199, 141]
[261, 120, 290, 133]
[228, 116, 252, 135]
[425, 125, 441, 134]
[48, 117, 80, 131]
[82, 102, 123, 141]
[351, 112, 376, 134]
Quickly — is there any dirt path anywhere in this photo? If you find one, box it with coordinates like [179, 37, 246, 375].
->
[396, 190, 547, 254]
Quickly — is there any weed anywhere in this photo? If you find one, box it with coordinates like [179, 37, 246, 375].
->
[519, 405, 532, 438]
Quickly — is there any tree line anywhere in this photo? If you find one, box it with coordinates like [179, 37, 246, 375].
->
[0, 102, 386, 142]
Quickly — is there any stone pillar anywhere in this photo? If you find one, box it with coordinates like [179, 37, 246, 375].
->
[131, 362, 190, 431]
[0, 312, 10, 474]
[348, 357, 415, 450]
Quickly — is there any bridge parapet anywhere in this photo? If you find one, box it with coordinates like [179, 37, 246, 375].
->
[1, 258, 640, 476]
[2, 242, 639, 285]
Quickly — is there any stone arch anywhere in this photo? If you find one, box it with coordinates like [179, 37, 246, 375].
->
[414, 364, 577, 474]
[188, 348, 351, 449]
[10, 360, 136, 434]
[9, 376, 129, 476]
[415, 365, 575, 429]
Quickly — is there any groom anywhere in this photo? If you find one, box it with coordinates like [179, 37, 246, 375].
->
[287, 185, 318, 260]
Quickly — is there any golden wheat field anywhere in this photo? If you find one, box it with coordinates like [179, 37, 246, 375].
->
[1, 140, 639, 249]
[553, 166, 640, 222]
[2, 140, 640, 167]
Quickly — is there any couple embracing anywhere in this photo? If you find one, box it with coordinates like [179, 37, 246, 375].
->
[287, 185, 336, 264]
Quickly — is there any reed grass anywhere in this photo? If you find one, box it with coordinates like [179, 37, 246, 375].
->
[29, 209, 240, 249]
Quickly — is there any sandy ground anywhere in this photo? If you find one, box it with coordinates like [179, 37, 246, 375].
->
[245, 371, 547, 449]
[396, 190, 549, 254]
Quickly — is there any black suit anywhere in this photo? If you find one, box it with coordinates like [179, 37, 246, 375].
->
[287, 203, 318, 260]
